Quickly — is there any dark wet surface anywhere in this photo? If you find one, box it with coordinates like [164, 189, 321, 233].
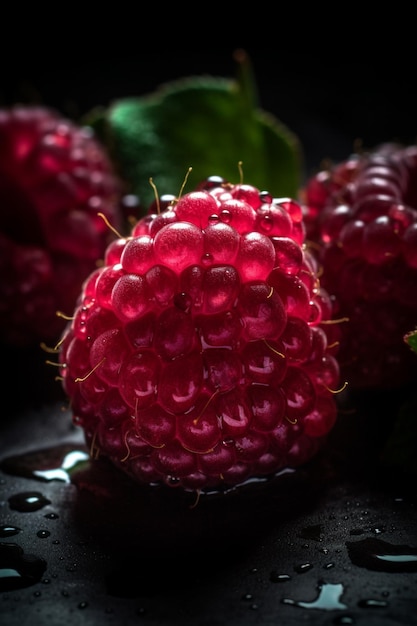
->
[1, 352, 417, 625]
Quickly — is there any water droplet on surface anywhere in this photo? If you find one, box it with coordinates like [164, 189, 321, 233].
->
[357, 598, 388, 608]
[36, 530, 51, 539]
[346, 537, 417, 572]
[8, 491, 51, 512]
[270, 572, 291, 583]
[333, 616, 354, 624]
[34, 449, 90, 482]
[66, 563, 78, 572]
[0, 525, 21, 537]
[282, 581, 347, 611]
[0, 445, 89, 483]
[294, 562, 313, 574]
[0, 542, 47, 591]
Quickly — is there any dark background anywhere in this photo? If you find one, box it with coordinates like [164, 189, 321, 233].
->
[2, 43, 417, 178]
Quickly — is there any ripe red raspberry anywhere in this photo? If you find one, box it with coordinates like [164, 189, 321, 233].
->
[57, 176, 342, 493]
[0, 105, 124, 347]
[303, 142, 417, 389]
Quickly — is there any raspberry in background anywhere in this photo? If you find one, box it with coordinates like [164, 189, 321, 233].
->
[302, 142, 417, 390]
[57, 175, 344, 494]
[0, 105, 124, 348]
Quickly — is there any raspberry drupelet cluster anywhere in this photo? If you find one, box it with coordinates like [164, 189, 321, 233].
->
[0, 105, 123, 347]
[57, 174, 343, 493]
[303, 142, 417, 389]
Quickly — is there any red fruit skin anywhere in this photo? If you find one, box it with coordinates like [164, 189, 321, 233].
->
[58, 179, 342, 493]
[303, 143, 417, 389]
[0, 105, 124, 347]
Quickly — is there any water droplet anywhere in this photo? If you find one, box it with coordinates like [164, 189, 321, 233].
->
[346, 538, 417, 572]
[8, 491, 51, 512]
[201, 252, 213, 266]
[333, 616, 355, 625]
[0, 445, 89, 484]
[78, 601, 88, 609]
[294, 562, 313, 573]
[282, 581, 348, 611]
[357, 598, 388, 608]
[44, 512, 59, 520]
[66, 563, 78, 572]
[34, 450, 90, 482]
[0, 525, 21, 537]
[0, 542, 47, 591]
[270, 572, 291, 583]
[242, 593, 253, 601]
[36, 530, 51, 539]
[220, 209, 231, 223]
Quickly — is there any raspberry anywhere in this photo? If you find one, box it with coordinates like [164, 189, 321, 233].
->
[303, 142, 417, 389]
[0, 105, 124, 347]
[57, 176, 342, 493]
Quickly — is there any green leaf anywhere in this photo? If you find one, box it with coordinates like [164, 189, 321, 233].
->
[86, 54, 302, 211]
[404, 328, 417, 355]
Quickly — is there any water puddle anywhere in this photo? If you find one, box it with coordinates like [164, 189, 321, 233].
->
[282, 581, 347, 610]
[0, 542, 47, 591]
[8, 491, 51, 512]
[346, 537, 417, 572]
[0, 444, 90, 483]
